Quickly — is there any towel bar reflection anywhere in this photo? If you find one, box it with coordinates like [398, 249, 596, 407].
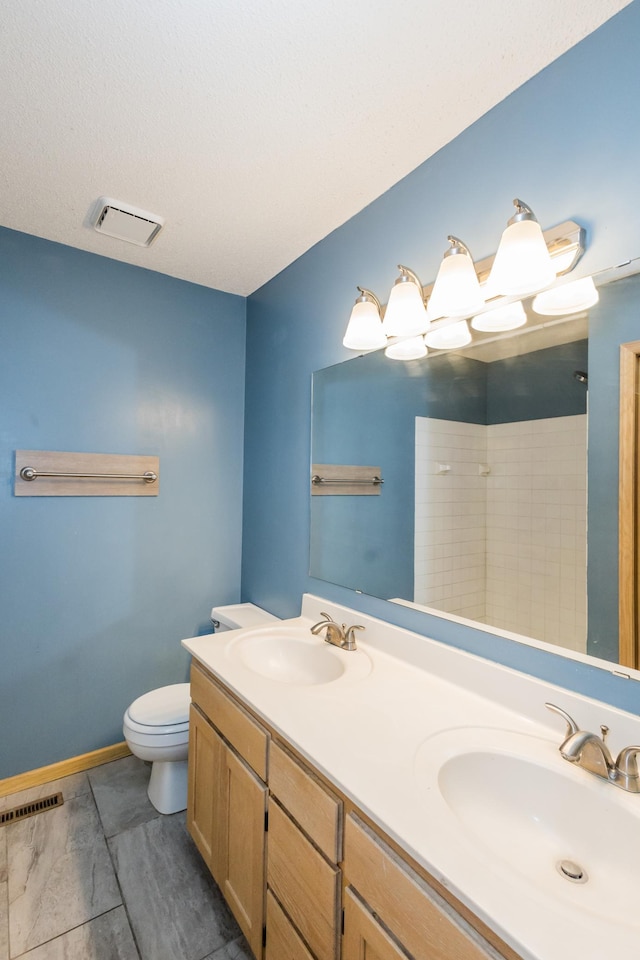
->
[20, 466, 157, 483]
[311, 475, 384, 486]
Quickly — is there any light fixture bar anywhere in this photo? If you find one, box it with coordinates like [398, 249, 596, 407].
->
[345, 217, 586, 357]
[411, 220, 584, 327]
[439, 219, 584, 296]
[392, 220, 584, 318]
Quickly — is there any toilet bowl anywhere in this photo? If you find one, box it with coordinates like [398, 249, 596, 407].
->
[124, 602, 279, 814]
[123, 683, 191, 814]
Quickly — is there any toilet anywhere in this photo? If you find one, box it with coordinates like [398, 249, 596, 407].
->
[123, 602, 279, 814]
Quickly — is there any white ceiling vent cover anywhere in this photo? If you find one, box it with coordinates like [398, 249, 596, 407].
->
[93, 197, 164, 246]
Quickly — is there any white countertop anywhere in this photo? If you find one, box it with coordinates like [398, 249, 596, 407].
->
[182, 593, 640, 960]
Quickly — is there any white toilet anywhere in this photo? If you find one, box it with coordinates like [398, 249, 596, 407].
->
[123, 602, 279, 814]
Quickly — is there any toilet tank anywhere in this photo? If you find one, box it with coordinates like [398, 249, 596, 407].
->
[211, 602, 279, 633]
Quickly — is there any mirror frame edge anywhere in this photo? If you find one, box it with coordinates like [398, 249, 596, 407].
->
[619, 339, 640, 669]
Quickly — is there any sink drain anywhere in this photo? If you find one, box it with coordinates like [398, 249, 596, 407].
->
[556, 859, 588, 884]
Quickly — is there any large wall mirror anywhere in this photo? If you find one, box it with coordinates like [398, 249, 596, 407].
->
[311, 261, 640, 671]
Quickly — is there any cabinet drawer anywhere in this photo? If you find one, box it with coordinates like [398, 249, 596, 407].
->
[344, 815, 501, 960]
[343, 887, 407, 960]
[266, 890, 314, 960]
[270, 740, 342, 862]
[267, 800, 340, 960]
[190, 661, 268, 780]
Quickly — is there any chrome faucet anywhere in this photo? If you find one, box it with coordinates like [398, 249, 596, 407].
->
[546, 702, 640, 793]
[310, 612, 364, 651]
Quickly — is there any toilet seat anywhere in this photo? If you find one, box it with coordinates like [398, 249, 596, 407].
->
[123, 713, 189, 738]
[127, 683, 190, 728]
[123, 683, 191, 747]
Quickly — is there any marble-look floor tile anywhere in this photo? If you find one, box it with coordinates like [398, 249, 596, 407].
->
[13, 907, 139, 960]
[203, 935, 253, 959]
[109, 814, 240, 960]
[8, 793, 121, 956]
[1, 881, 8, 960]
[88, 757, 158, 838]
[0, 773, 90, 815]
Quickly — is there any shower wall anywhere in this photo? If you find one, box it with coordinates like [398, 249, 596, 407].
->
[414, 417, 487, 620]
[414, 413, 587, 651]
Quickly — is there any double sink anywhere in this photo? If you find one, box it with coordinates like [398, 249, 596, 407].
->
[189, 616, 640, 958]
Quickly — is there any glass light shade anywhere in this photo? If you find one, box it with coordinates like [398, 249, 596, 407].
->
[488, 218, 556, 297]
[425, 320, 472, 350]
[343, 298, 387, 350]
[426, 250, 484, 321]
[532, 277, 599, 316]
[384, 336, 428, 361]
[382, 278, 427, 337]
[471, 301, 527, 332]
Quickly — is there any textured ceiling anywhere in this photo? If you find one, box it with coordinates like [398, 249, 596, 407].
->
[0, 0, 632, 296]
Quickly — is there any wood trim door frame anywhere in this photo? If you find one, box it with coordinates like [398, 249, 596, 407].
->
[619, 340, 640, 668]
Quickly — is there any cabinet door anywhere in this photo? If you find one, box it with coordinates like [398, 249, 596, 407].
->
[265, 890, 314, 960]
[214, 735, 267, 959]
[343, 888, 407, 960]
[187, 704, 223, 870]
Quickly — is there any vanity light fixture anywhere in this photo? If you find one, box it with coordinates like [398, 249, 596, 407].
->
[471, 300, 527, 332]
[342, 287, 387, 350]
[426, 237, 485, 321]
[425, 319, 472, 350]
[384, 336, 428, 361]
[488, 199, 556, 297]
[532, 276, 599, 316]
[381, 265, 428, 338]
[342, 201, 586, 359]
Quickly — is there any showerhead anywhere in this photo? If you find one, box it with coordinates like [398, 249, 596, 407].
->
[573, 370, 588, 384]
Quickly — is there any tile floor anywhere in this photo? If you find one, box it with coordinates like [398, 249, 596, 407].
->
[0, 756, 252, 960]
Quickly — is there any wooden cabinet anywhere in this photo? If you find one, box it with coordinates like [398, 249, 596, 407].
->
[187, 665, 268, 959]
[211, 738, 266, 955]
[190, 661, 268, 779]
[342, 888, 407, 960]
[266, 742, 343, 960]
[267, 799, 340, 960]
[265, 889, 315, 960]
[269, 740, 342, 862]
[187, 703, 220, 870]
[187, 663, 515, 960]
[343, 815, 502, 960]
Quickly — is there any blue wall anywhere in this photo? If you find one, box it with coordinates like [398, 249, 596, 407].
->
[0, 227, 246, 778]
[486, 340, 588, 424]
[243, 3, 640, 713]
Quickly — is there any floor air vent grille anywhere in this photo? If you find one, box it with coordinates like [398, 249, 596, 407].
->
[0, 792, 63, 827]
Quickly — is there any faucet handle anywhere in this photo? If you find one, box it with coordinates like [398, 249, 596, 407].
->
[545, 702, 580, 738]
[343, 624, 365, 650]
[615, 745, 640, 778]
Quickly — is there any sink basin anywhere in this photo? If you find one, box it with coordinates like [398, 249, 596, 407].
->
[225, 625, 372, 685]
[414, 728, 640, 929]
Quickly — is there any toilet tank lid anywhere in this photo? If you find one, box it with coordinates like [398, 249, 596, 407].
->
[128, 683, 191, 726]
[211, 601, 280, 630]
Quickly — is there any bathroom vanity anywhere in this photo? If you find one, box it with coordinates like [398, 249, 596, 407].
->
[182, 595, 640, 960]
[187, 660, 502, 960]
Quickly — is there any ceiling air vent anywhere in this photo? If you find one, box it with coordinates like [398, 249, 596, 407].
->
[93, 197, 164, 247]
